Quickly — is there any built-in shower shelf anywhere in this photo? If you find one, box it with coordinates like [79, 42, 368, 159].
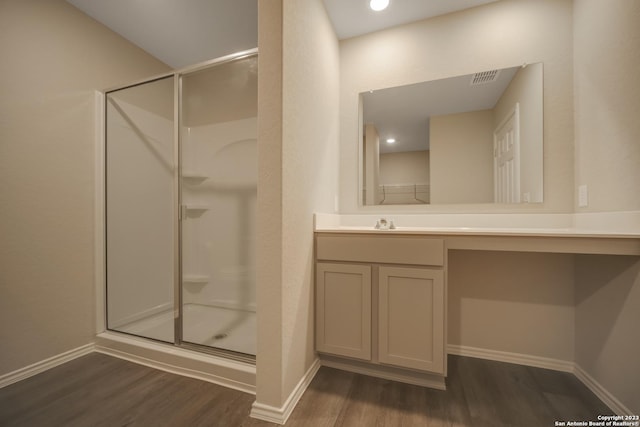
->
[183, 275, 209, 284]
[184, 205, 212, 211]
[182, 172, 209, 182]
[181, 205, 211, 220]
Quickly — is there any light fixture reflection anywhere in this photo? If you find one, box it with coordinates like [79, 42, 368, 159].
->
[370, 0, 389, 12]
[386, 138, 396, 144]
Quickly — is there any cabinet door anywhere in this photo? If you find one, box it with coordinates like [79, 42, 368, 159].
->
[316, 263, 371, 360]
[378, 266, 444, 373]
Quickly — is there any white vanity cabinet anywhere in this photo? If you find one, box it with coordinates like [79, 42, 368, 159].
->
[315, 233, 446, 382]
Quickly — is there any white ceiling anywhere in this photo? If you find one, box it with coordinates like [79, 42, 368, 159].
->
[323, 0, 498, 40]
[66, 0, 258, 69]
[67, 0, 498, 68]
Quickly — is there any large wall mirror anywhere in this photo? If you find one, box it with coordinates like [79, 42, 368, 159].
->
[361, 62, 543, 206]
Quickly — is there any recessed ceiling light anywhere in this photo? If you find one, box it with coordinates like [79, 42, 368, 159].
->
[370, 0, 389, 12]
[386, 138, 396, 144]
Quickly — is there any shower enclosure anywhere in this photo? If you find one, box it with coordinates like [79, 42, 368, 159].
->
[104, 51, 257, 359]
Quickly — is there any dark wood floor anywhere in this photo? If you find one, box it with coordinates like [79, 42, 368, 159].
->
[0, 353, 611, 427]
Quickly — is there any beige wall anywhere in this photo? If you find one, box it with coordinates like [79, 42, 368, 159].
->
[573, 1, 640, 414]
[0, 0, 170, 376]
[573, 0, 640, 212]
[256, 0, 284, 408]
[339, 0, 574, 213]
[364, 124, 381, 205]
[379, 151, 429, 186]
[448, 251, 575, 362]
[575, 256, 640, 414]
[430, 110, 494, 204]
[379, 151, 430, 204]
[280, 0, 340, 402]
[257, 0, 339, 409]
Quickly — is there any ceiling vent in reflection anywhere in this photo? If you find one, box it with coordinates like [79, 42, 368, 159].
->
[470, 69, 501, 85]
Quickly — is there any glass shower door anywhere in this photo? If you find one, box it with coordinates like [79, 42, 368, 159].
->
[105, 76, 176, 343]
[180, 54, 257, 355]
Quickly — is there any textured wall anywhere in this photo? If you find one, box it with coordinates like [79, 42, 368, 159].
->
[256, 0, 340, 409]
[280, 0, 340, 403]
[448, 251, 575, 362]
[572, 0, 640, 414]
[575, 255, 640, 414]
[573, 0, 640, 212]
[0, 0, 170, 375]
[256, 0, 284, 408]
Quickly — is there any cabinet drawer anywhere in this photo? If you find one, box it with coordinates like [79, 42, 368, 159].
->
[316, 235, 444, 266]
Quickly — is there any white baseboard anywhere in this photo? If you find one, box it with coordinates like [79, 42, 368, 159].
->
[250, 358, 321, 425]
[573, 364, 633, 416]
[447, 344, 574, 372]
[0, 343, 95, 389]
[1, 333, 255, 396]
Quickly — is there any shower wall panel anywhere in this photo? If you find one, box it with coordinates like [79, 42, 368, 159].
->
[180, 55, 257, 355]
[181, 119, 257, 311]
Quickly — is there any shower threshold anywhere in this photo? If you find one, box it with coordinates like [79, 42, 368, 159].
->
[95, 330, 256, 394]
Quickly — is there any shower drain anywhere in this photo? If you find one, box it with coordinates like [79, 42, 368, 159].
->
[213, 333, 228, 340]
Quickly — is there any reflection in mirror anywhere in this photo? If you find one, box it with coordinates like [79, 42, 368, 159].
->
[361, 63, 543, 205]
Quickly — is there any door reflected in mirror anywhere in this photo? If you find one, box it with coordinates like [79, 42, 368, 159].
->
[361, 63, 543, 206]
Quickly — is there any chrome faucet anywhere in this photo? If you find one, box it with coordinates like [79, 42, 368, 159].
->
[375, 218, 395, 230]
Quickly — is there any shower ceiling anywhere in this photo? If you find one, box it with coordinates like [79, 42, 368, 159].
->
[66, 0, 497, 68]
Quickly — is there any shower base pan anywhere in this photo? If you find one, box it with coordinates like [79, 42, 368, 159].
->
[114, 303, 256, 356]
